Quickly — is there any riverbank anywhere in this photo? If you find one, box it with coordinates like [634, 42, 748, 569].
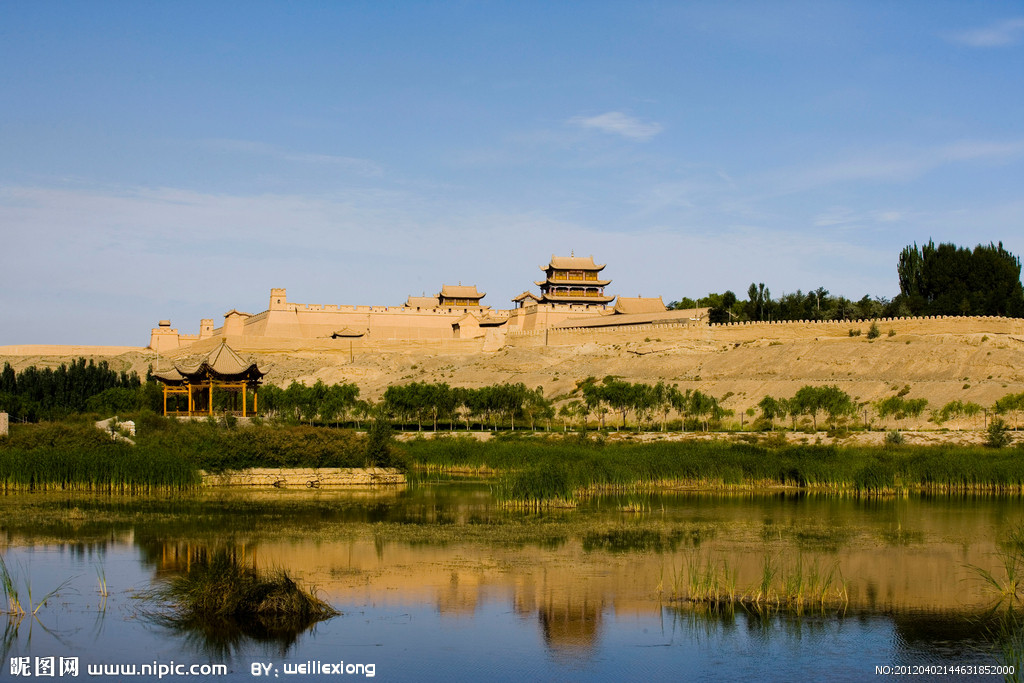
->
[2, 420, 1023, 497]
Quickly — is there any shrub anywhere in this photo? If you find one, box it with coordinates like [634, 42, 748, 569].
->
[885, 430, 904, 446]
[986, 419, 1012, 448]
[866, 322, 880, 339]
[848, 329, 861, 337]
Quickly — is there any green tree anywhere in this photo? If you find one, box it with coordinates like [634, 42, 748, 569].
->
[897, 240, 1024, 316]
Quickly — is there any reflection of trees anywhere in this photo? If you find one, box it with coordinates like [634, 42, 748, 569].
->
[538, 595, 603, 656]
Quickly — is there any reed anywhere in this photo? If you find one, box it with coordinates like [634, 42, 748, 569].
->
[158, 548, 337, 631]
[407, 436, 1024, 504]
[672, 552, 848, 613]
[96, 566, 108, 598]
[0, 555, 70, 617]
[0, 556, 22, 616]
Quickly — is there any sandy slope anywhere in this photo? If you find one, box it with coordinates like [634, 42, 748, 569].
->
[5, 329, 1021, 430]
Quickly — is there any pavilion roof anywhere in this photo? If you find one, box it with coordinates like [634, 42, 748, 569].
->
[153, 341, 265, 384]
[512, 291, 541, 302]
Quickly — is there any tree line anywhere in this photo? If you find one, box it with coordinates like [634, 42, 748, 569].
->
[3, 358, 1023, 435]
[670, 240, 1024, 322]
[0, 360, 144, 421]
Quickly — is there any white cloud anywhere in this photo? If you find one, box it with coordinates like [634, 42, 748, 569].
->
[947, 18, 1024, 47]
[570, 112, 663, 141]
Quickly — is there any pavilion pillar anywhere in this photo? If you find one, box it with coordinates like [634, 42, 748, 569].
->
[242, 385, 248, 417]
[208, 381, 213, 415]
[188, 385, 194, 416]
[162, 385, 168, 417]
[254, 389, 258, 415]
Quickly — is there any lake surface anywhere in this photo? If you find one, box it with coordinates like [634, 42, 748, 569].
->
[2, 484, 1022, 681]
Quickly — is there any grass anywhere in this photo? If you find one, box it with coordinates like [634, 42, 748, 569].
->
[6, 420, 1024, 500]
[404, 435, 1024, 505]
[1, 555, 21, 616]
[670, 552, 848, 613]
[969, 525, 1024, 607]
[156, 547, 337, 647]
[0, 423, 198, 492]
[0, 554, 71, 617]
[0, 420, 406, 492]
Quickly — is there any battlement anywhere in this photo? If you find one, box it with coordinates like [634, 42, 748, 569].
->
[505, 314, 1024, 346]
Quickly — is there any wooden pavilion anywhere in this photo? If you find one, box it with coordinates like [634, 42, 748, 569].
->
[152, 341, 265, 417]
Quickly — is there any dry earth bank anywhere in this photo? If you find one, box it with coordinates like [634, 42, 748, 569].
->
[3, 326, 1024, 431]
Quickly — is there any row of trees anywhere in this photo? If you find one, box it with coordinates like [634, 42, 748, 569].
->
[0, 360, 144, 421]
[898, 241, 1024, 317]
[671, 287, 902, 324]
[3, 357, 1023, 434]
[669, 240, 1024, 323]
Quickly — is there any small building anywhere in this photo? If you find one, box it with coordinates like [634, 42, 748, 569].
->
[511, 291, 542, 309]
[613, 296, 667, 315]
[535, 254, 614, 305]
[152, 341, 264, 417]
[438, 284, 486, 307]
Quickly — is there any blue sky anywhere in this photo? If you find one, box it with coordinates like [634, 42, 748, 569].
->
[1, 1, 1022, 345]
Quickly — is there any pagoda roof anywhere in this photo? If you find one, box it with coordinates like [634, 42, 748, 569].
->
[540, 254, 606, 272]
[439, 284, 485, 299]
[151, 366, 186, 386]
[512, 291, 541, 302]
[153, 341, 265, 384]
[613, 296, 667, 315]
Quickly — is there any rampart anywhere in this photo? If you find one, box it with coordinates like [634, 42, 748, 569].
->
[163, 333, 491, 358]
[505, 315, 1024, 348]
[151, 288, 613, 352]
[0, 345, 147, 356]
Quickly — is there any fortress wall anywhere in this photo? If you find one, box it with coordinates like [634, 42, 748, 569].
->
[505, 315, 1022, 348]
[0, 345, 147, 356]
[248, 306, 494, 341]
[167, 334, 486, 357]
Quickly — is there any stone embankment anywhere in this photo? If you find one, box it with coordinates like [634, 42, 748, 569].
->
[201, 467, 406, 487]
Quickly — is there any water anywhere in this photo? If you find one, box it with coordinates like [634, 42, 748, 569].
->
[1, 486, 1020, 681]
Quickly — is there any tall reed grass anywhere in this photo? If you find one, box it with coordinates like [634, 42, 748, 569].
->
[669, 552, 848, 613]
[404, 436, 1024, 505]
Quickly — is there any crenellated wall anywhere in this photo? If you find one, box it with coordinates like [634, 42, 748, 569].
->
[151, 288, 610, 351]
[505, 315, 1024, 348]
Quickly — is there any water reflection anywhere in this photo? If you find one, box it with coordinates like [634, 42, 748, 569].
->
[2, 487, 1024, 678]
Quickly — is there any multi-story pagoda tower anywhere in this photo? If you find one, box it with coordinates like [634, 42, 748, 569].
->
[534, 253, 613, 305]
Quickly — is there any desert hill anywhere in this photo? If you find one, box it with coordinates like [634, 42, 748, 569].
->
[3, 317, 1023, 430]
